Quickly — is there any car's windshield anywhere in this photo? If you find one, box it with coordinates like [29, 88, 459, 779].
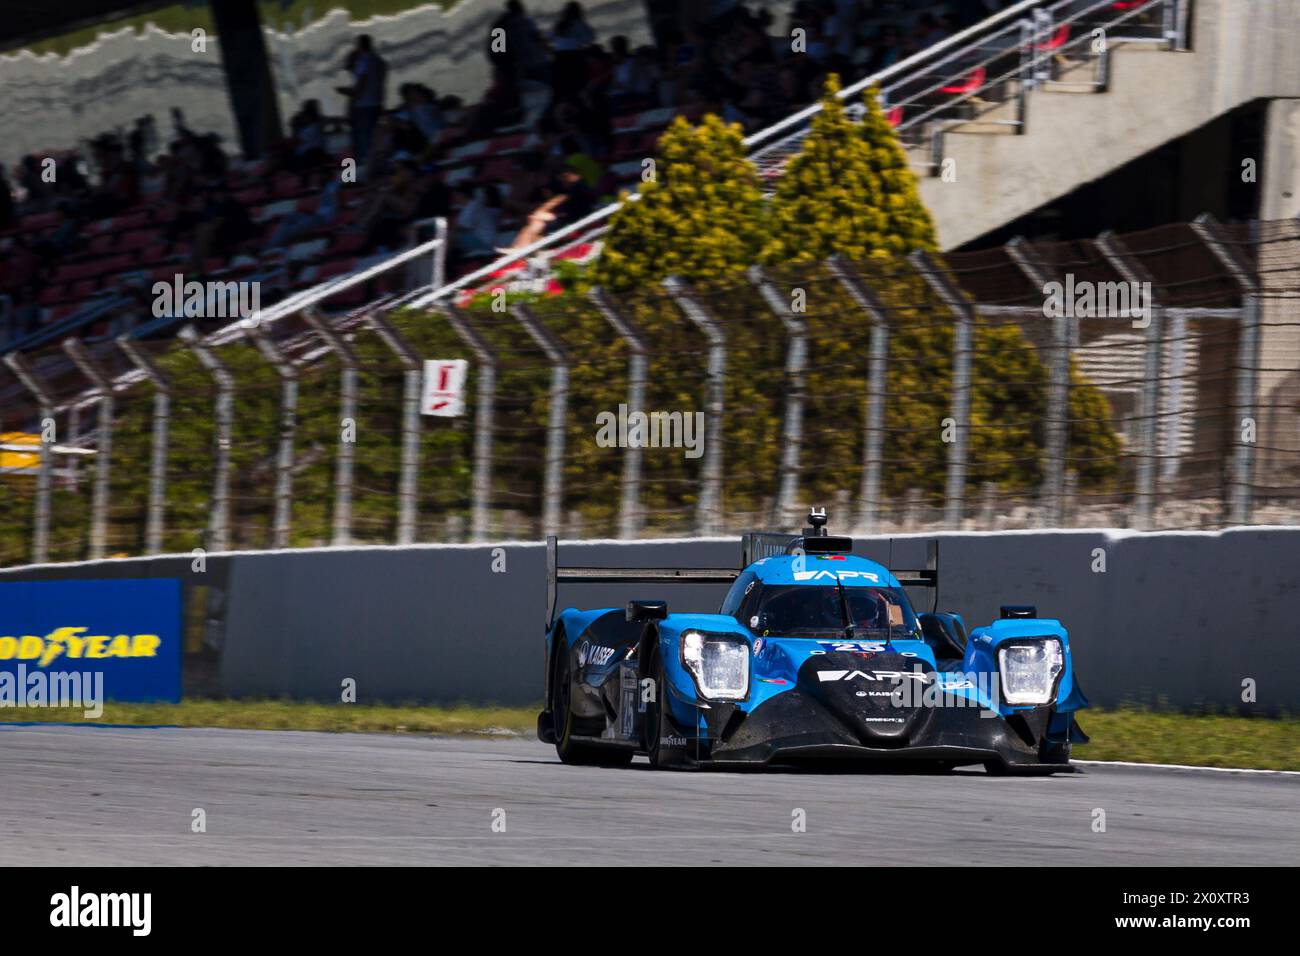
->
[752, 584, 920, 638]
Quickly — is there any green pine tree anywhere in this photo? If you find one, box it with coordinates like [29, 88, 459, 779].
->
[590, 115, 768, 292]
[764, 76, 936, 264]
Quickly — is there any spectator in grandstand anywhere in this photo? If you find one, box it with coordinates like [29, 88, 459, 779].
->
[3, 280, 42, 341]
[551, 2, 597, 101]
[452, 184, 505, 258]
[279, 99, 329, 175]
[913, 12, 951, 49]
[15, 155, 53, 213]
[23, 200, 85, 261]
[490, 0, 550, 85]
[607, 36, 657, 112]
[465, 65, 525, 137]
[126, 115, 158, 175]
[396, 83, 445, 146]
[866, 23, 908, 72]
[180, 184, 255, 276]
[0, 165, 14, 230]
[267, 171, 343, 250]
[87, 135, 140, 217]
[338, 34, 389, 162]
[354, 154, 424, 252]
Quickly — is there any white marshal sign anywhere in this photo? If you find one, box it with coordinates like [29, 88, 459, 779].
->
[421, 359, 468, 416]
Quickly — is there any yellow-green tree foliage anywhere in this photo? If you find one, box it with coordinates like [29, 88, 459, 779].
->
[763, 76, 936, 264]
[756, 79, 1119, 500]
[583, 115, 785, 523]
[590, 115, 769, 292]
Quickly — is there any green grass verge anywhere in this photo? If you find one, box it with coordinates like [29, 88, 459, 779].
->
[1075, 708, 1300, 772]
[2, 699, 538, 736]
[4, 703, 1297, 770]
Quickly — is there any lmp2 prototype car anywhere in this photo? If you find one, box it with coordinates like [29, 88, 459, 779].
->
[538, 509, 1088, 773]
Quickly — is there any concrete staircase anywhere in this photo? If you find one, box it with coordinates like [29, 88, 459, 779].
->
[915, 0, 1300, 249]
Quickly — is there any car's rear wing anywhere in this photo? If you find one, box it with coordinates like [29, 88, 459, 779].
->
[546, 536, 739, 628]
[545, 532, 940, 627]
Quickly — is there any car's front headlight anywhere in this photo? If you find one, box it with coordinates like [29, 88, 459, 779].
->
[680, 631, 749, 701]
[998, 639, 1063, 705]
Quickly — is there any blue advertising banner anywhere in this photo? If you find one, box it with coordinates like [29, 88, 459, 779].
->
[0, 578, 182, 704]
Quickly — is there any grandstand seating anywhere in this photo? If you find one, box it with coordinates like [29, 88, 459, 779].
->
[0, 98, 699, 351]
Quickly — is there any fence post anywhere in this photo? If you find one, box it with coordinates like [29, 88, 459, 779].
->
[304, 308, 359, 546]
[1190, 214, 1260, 525]
[828, 256, 890, 534]
[245, 323, 299, 549]
[1096, 231, 1162, 530]
[911, 250, 973, 529]
[365, 310, 423, 545]
[2, 352, 55, 563]
[513, 305, 569, 538]
[441, 305, 496, 541]
[1007, 236, 1071, 527]
[62, 339, 115, 560]
[117, 335, 170, 554]
[748, 265, 807, 528]
[432, 217, 448, 290]
[178, 325, 233, 552]
[589, 288, 648, 538]
[663, 276, 726, 536]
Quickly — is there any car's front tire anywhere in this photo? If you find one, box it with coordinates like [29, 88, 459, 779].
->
[644, 644, 690, 770]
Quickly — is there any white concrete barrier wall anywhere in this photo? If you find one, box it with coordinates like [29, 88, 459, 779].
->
[1, 527, 1297, 711]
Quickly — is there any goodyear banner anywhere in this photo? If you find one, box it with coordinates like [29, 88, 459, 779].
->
[0, 578, 182, 704]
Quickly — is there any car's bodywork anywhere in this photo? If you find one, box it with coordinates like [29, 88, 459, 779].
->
[537, 511, 1088, 773]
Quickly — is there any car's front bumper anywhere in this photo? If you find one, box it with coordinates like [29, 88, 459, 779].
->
[681, 683, 1077, 771]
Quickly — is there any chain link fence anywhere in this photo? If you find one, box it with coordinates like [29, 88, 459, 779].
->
[2, 216, 1297, 566]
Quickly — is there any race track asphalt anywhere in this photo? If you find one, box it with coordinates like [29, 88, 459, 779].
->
[1, 725, 1295, 866]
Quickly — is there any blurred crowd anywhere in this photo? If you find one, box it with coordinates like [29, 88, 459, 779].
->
[1, 0, 1013, 342]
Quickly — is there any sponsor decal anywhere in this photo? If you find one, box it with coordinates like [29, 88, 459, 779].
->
[0, 579, 181, 703]
[753, 638, 764, 654]
[792, 569, 880, 583]
[577, 640, 616, 667]
[808, 642, 917, 657]
[817, 669, 932, 684]
[757, 677, 788, 685]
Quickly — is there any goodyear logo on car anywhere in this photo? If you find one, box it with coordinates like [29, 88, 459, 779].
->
[0, 578, 182, 703]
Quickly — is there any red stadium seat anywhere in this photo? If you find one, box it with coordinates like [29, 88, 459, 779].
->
[1036, 24, 1071, 51]
[941, 65, 987, 96]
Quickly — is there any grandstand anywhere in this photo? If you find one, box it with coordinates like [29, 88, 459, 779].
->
[0, 0, 1049, 359]
[2, 0, 1299, 563]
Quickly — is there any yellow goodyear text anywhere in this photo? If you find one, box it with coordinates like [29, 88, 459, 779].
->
[0, 627, 161, 667]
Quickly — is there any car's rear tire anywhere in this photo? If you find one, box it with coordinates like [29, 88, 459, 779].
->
[553, 644, 633, 768]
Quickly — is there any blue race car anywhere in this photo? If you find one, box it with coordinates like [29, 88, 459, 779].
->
[538, 509, 1088, 773]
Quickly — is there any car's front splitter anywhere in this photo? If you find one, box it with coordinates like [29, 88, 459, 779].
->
[693, 676, 1072, 771]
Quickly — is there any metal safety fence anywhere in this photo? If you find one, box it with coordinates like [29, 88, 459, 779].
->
[1, 215, 1298, 566]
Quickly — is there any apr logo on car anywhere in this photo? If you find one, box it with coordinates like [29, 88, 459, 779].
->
[792, 569, 880, 583]
[577, 640, 616, 667]
[816, 669, 932, 684]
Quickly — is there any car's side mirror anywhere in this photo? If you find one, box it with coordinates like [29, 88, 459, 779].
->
[627, 599, 668, 622]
